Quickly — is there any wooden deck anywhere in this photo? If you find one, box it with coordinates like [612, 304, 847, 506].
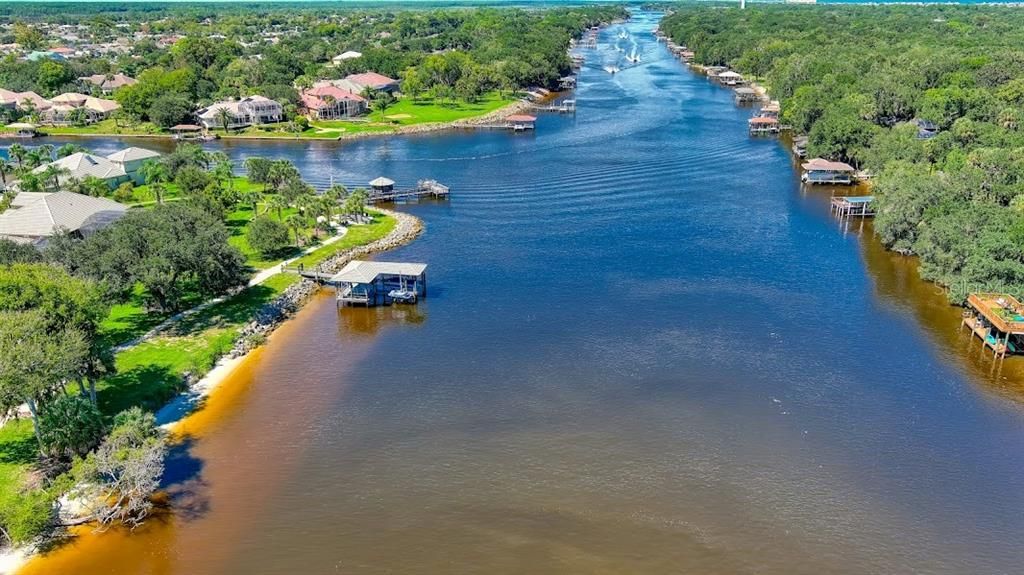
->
[962, 293, 1024, 359]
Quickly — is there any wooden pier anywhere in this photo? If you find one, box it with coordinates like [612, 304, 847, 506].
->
[528, 100, 576, 114]
[367, 178, 450, 203]
[830, 195, 875, 218]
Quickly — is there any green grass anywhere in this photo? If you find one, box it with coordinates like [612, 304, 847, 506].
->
[291, 210, 396, 269]
[98, 285, 171, 349]
[94, 272, 299, 416]
[225, 204, 312, 270]
[0, 419, 40, 535]
[383, 92, 514, 124]
[39, 118, 162, 136]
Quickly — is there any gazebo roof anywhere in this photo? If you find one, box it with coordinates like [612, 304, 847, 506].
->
[802, 158, 854, 172]
[369, 176, 395, 187]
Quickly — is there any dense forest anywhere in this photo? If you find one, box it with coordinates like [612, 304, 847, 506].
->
[0, 4, 625, 126]
[662, 5, 1024, 302]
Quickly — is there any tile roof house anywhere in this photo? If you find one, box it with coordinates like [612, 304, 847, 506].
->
[0, 191, 128, 246]
[79, 73, 137, 94]
[0, 89, 52, 112]
[106, 147, 162, 184]
[344, 72, 400, 93]
[31, 152, 128, 189]
[300, 85, 366, 119]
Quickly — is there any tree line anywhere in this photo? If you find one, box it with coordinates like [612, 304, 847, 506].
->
[662, 4, 1024, 302]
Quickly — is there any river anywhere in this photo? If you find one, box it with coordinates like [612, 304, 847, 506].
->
[18, 11, 1024, 575]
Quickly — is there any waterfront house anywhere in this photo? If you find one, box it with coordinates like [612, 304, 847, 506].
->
[0, 191, 128, 246]
[344, 72, 400, 94]
[962, 293, 1024, 359]
[106, 147, 162, 184]
[30, 152, 128, 190]
[44, 95, 119, 125]
[198, 95, 284, 130]
[300, 85, 367, 119]
[0, 89, 51, 113]
[78, 73, 137, 94]
[50, 92, 89, 107]
[801, 158, 855, 185]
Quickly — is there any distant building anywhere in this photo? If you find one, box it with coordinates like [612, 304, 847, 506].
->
[0, 89, 51, 113]
[331, 51, 362, 66]
[0, 191, 128, 246]
[300, 85, 366, 119]
[198, 95, 283, 130]
[44, 94, 119, 125]
[79, 73, 137, 94]
[106, 147, 162, 184]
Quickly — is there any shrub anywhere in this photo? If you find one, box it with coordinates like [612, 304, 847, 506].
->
[247, 216, 290, 257]
[38, 395, 106, 459]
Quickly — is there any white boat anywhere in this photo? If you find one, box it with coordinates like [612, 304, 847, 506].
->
[603, 65, 620, 74]
[626, 47, 641, 63]
[388, 289, 417, 303]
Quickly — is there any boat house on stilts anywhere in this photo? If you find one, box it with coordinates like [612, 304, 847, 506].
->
[332, 260, 427, 307]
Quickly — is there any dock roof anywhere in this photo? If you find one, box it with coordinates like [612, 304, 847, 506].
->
[330, 260, 427, 284]
[968, 293, 1024, 335]
[802, 158, 854, 172]
[369, 176, 395, 187]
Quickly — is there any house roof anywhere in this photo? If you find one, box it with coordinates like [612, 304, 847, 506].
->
[345, 72, 398, 90]
[0, 90, 51, 110]
[51, 92, 90, 105]
[300, 85, 365, 110]
[79, 73, 137, 90]
[802, 158, 855, 172]
[369, 176, 395, 187]
[330, 260, 427, 284]
[9, 192, 49, 208]
[32, 152, 127, 181]
[333, 51, 362, 61]
[84, 96, 120, 113]
[0, 191, 127, 240]
[106, 147, 161, 163]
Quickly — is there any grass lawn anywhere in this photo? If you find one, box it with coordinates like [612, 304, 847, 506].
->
[94, 272, 299, 416]
[291, 210, 395, 269]
[226, 204, 310, 270]
[39, 118, 162, 137]
[309, 92, 516, 136]
[0, 419, 37, 519]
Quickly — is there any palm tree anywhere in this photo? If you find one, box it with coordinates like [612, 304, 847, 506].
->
[215, 107, 234, 134]
[17, 172, 44, 193]
[268, 193, 290, 221]
[7, 143, 26, 171]
[40, 164, 70, 190]
[213, 159, 234, 192]
[284, 213, 306, 247]
[149, 182, 167, 205]
[36, 144, 55, 162]
[57, 143, 89, 158]
[139, 159, 170, 204]
[0, 158, 12, 187]
[239, 189, 261, 217]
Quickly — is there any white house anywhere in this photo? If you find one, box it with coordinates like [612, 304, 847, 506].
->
[30, 153, 128, 190]
[331, 51, 362, 66]
[106, 147, 162, 185]
[197, 95, 283, 130]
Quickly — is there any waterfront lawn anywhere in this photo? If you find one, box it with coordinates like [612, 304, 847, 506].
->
[94, 272, 299, 416]
[97, 285, 170, 349]
[130, 176, 261, 206]
[384, 92, 514, 125]
[291, 210, 395, 269]
[39, 118, 162, 137]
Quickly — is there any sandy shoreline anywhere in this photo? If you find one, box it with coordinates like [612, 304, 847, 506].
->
[0, 207, 424, 575]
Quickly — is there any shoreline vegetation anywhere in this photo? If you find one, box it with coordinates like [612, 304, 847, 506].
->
[0, 207, 421, 573]
[662, 4, 1024, 305]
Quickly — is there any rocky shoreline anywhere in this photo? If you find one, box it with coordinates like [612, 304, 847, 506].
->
[223, 207, 423, 362]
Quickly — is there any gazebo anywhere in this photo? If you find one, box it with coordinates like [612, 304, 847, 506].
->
[506, 114, 537, 131]
[170, 124, 204, 140]
[369, 176, 395, 196]
[5, 122, 38, 138]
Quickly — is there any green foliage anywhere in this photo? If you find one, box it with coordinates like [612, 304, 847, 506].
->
[0, 476, 54, 544]
[0, 238, 42, 265]
[38, 395, 106, 459]
[61, 204, 248, 312]
[246, 216, 290, 257]
[148, 93, 194, 129]
[662, 5, 1024, 302]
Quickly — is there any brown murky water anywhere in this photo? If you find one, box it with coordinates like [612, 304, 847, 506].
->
[20, 12, 1024, 575]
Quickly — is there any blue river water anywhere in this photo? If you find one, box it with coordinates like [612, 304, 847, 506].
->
[19, 10, 1024, 575]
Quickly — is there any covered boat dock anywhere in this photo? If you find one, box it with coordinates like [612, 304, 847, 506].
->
[801, 158, 855, 185]
[332, 260, 427, 307]
[962, 293, 1024, 359]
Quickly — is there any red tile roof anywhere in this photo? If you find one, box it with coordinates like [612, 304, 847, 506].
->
[300, 85, 366, 110]
[345, 72, 398, 89]
[506, 114, 537, 122]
